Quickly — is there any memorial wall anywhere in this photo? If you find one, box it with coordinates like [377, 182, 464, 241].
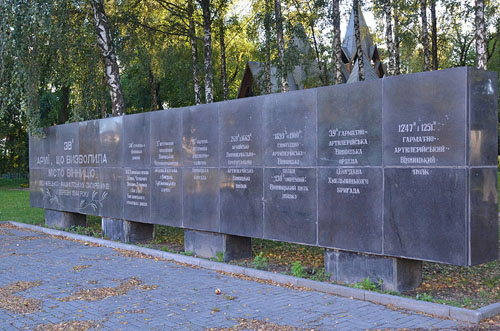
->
[29, 67, 499, 266]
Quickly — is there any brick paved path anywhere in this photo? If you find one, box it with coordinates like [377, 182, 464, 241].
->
[0, 226, 462, 330]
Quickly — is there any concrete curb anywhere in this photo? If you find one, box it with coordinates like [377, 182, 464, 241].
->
[6, 221, 499, 324]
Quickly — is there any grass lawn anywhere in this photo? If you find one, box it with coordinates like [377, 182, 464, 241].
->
[1, 175, 500, 309]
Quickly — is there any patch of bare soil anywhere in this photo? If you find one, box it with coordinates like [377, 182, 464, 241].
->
[72, 265, 91, 272]
[0, 281, 42, 314]
[206, 318, 314, 331]
[33, 320, 100, 331]
[58, 277, 156, 302]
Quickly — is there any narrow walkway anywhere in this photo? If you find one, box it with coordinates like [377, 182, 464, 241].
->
[0, 225, 462, 330]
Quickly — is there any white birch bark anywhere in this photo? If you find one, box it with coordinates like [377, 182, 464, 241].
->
[332, 0, 343, 84]
[475, 0, 487, 70]
[275, 0, 289, 92]
[91, 0, 125, 116]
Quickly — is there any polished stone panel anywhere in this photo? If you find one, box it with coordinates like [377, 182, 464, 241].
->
[384, 168, 467, 265]
[383, 68, 467, 166]
[318, 167, 383, 253]
[98, 116, 123, 167]
[468, 68, 498, 166]
[78, 120, 99, 167]
[318, 80, 382, 166]
[150, 167, 182, 227]
[150, 109, 182, 167]
[183, 104, 219, 167]
[42, 167, 81, 213]
[183, 168, 219, 232]
[469, 167, 498, 265]
[55, 122, 80, 167]
[220, 168, 263, 238]
[263, 90, 316, 166]
[123, 168, 150, 223]
[219, 97, 263, 167]
[97, 167, 124, 219]
[264, 168, 317, 244]
[29, 127, 53, 169]
[29, 168, 44, 208]
[123, 113, 150, 167]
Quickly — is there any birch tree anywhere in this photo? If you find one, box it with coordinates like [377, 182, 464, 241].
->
[430, 0, 438, 70]
[91, 0, 125, 116]
[384, 0, 395, 75]
[420, 0, 431, 71]
[474, 0, 487, 70]
[353, 0, 365, 81]
[188, 0, 202, 104]
[264, 0, 273, 93]
[332, 0, 343, 84]
[275, 0, 289, 92]
[199, 0, 214, 103]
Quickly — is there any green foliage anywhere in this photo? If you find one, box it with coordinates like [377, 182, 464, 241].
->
[415, 292, 433, 302]
[0, 179, 44, 224]
[309, 267, 330, 282]
[253, 252, 268, 270]
[353, 277, 381, 291]
[291, 261, 305, 278]
[216, 251, 225, 262]
[181, 251, 195, 256]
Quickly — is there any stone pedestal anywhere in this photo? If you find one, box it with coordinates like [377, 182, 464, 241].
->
[184, 230, 252, 262]
[325, 249, 422, 292]
[102, 218, 154, 243]
[45, 209, 86, 229]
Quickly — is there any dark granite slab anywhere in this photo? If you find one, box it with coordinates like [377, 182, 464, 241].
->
[150, 167, 182, 227]
[318, 167, 383, 253]
[383, 68, 467, 166]
[220, 168, 263, 238]
[263, 90, 316, 167]
[469, 167, 498, 265]
[219, 98, 263, 167]
[468, 68, 498, 166]
[384, 167, 467, 265]
[97, 116, 123, 167]
[264, 167, 317, 245]
[318, 79, 382, 166]
[150, 109, 182, 167]
[183, 104, 219, 167]
[183, 168, 219, 232]
[123, 168, 150, 223]
[123, 113, 150, 168]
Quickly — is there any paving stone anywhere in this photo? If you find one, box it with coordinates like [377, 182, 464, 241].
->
[0, 226, 467, 330]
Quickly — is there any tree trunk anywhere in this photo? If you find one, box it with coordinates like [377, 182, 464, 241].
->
[188, 0, 202, 105]
[332, 0, 343, 84]
[149, 68, 159, 110]
[275, 0, 289, 92]
[100, 73, 107, 118]
[420, 0, 430, 71]
[264, 0, 273, 94]
[384, 0, 395, 76]
[199, 0, 214, 103]
[219, 19, 228, 100]
[475, 0, 487, 70]
[60, 85, 70, 123]
[394, 4, 401, 75]
[90, 0, 125, 116]
[353, 0, 365, 81]
[430, 0, 438, 70]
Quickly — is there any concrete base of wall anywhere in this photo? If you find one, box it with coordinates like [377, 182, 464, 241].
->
[45, 209, 86, 229]
[184, 230, 252, 262]
[102, 218, 154, 244]
[325, 249, 422, 292]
